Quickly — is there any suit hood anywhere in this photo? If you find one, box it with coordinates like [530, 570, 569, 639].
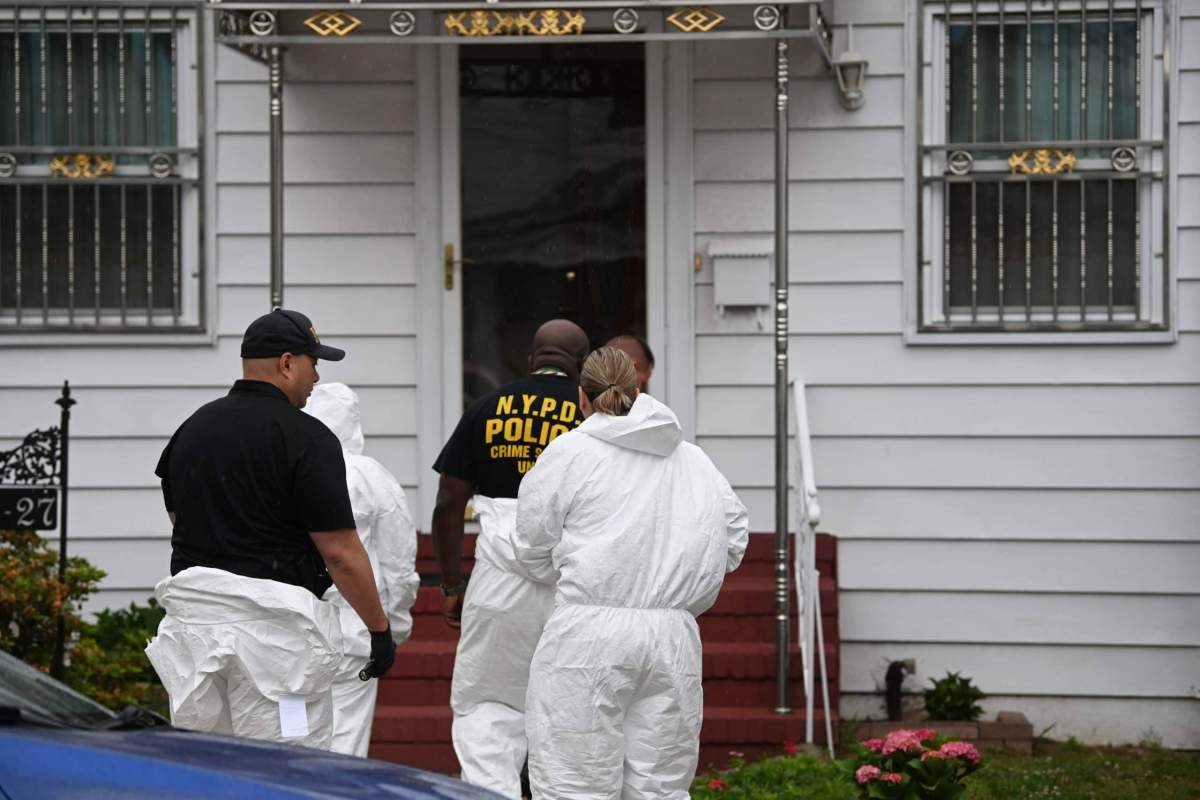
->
[578, 393, 682, 457]
[304, 383, 364, 455]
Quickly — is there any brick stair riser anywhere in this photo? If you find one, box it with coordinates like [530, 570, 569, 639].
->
[703, 679, 841, 708]
[409, 582, 837, 615]
[699, 614, 839, 643]
[376, 675, 842, 709]
[387, 642, 835, 674]
[409, 614, 839, 644]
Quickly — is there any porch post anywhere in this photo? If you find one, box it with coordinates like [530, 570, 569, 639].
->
[268, 45, 284, 309]
[773, 37, 791, 716]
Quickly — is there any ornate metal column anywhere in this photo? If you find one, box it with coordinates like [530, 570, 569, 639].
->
[52, 382, 76, 680]
[773, 36, 791, 716]
[268, 45, 284, 310]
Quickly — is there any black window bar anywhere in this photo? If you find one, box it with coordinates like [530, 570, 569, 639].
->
[0, 3, 202, 332]
[921, 0, 1166, 332]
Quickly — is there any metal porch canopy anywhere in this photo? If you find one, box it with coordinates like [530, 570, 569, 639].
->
[208, 0, 831, 721]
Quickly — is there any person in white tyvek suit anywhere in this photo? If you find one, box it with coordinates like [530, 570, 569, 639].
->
[512, 347, 750, 800]
[147, 311, 397, 751]
[304, 383, 421, 757]
[432, 320, 591, 798]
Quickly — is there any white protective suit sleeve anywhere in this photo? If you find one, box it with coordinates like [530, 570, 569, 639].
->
[375, 486, 420, 642]
[511, 438, 575, 585]
[719, 471, 750, 574]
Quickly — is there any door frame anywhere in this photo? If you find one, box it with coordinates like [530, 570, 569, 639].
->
[414, 41, 693, 523]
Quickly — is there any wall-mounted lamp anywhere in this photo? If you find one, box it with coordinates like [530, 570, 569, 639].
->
[833, 23, 869, 110]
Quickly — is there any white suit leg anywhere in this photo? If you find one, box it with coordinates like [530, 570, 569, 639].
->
[224, 659, 335, 750]
[525, 608, 643, 800]
[330, 671, 379, 757]
[451, 559, 554, 798]
[167, 669, 235, 735]
[620, 671, 703, 800]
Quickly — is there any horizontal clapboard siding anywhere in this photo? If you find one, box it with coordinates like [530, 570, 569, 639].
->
[692, 2, 1200, 747]
[736, 487, 1200, 542]
[1, 387, 416, 439]
[2, 436, 418, 491]
[699, 436, 1200, 489]
[841, 644, 1199, 699]
[842, 695, 1199, 749]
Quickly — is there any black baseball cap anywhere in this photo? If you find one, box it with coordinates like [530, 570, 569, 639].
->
[240, 309, 346, 362]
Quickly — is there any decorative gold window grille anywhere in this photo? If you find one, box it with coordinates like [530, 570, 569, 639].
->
[920, 0, 1168, 332]
[0, 4, 202, 332]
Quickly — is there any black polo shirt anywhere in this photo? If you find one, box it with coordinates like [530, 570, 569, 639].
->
[155, 379, 355, 597]
[434, 373, 581, 499]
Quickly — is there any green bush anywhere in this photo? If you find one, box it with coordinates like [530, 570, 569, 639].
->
[923, 671, 986, 722]
[0, 529, 166, 714]
[692, 752, 858, 800]
[68, 600, 168, 713]
[0, 529, 105, 665]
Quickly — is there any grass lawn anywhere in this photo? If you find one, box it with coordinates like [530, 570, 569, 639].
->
[690, 740, 1200, 800]
[964, 739, 1200, 800]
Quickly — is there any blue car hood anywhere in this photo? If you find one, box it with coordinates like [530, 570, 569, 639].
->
[0, 727, 497, 800]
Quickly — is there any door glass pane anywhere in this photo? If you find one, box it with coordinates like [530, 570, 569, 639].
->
[459, 43, 646, 408]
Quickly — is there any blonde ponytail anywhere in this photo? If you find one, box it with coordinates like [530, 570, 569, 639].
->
[580, 347, 638, 416]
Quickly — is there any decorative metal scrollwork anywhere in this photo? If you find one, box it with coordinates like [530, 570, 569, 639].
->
[612, 8, 639, 34]
[149, 153, 174, 178]
[49, 154, 115, 179]
[304, 11, 362, 37]
[218, 11, 243, 36]
[444, 9, 586, 36]
[0, 428, 61, 486]
[248, 10, 276, 36]
[753, 5, 781, 31]
[946, 149, 974, 175]
[1008, 148, 1076, 175]
[1110, 146, 1138, 173]
[0, 153, 15, 178]
[667, 7, 726, 32]
[389, 10, 417, 36]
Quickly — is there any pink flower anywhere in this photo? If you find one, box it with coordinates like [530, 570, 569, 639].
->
[913, 728, 937, 741]
[881, 729, 926, 755]
[707, 778, 728, 790]
[920, 749, 947, 761]
[880, 772, 903, 784]
[862, 738, 885, 753]
[855, 765, 882, 785]
[939, 741, 981, 765]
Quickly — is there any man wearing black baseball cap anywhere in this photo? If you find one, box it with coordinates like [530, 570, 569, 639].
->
[146, 309, 396, 750]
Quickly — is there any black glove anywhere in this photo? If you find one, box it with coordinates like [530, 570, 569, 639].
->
[362, 626, 396, 680]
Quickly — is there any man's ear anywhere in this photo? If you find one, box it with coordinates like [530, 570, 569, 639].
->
[278, 352, 293, 377]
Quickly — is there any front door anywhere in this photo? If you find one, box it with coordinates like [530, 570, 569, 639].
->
[443, 43, 647, 410]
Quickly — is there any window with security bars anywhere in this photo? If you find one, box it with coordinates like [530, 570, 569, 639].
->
[920, 1, 1168, 332]
[0, 5, 201, 332]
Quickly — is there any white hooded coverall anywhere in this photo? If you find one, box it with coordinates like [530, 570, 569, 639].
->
[451, 497, 556, 798]
[305, 383, 420, 758]
[513, 394, 749, 800]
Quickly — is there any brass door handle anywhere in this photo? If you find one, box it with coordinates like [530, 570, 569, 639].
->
[444, 243, 475, 291]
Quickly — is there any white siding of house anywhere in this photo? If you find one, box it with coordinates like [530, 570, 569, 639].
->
[691, 1, 1200, 747]
[1, 43, 420, 615]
